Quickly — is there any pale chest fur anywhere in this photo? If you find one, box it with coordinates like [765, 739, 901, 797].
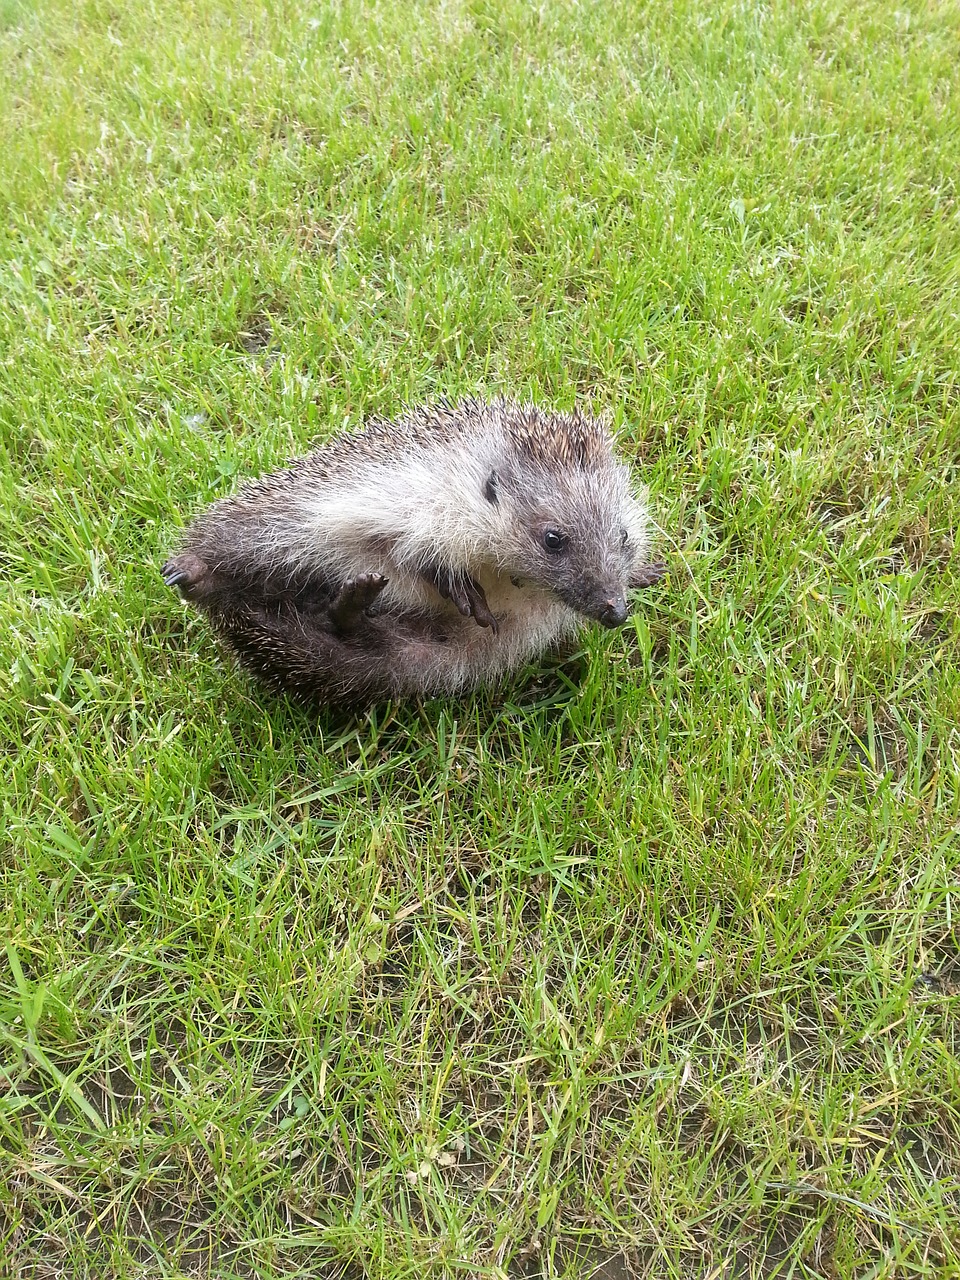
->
[379, 569, 580, 693]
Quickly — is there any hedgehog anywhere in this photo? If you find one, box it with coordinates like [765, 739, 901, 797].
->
[162, 398, 665, 704]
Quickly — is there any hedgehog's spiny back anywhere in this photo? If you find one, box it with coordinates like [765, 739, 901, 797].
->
[502, 402, 614, 472]
[269, 397, 492, 490]
[290, 398, 615, 487]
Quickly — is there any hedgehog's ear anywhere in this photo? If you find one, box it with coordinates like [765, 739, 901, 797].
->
[483, 471, 499, 504]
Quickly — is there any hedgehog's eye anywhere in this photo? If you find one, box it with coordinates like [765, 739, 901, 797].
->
[484, 472, 499, 504]
[542, 529, 569, 554]
[621, 527, 629, 547]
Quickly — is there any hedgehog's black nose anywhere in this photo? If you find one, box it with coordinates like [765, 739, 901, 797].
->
[597, 593, 628, 628]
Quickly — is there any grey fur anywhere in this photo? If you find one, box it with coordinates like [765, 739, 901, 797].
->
[162, 398, 665, 704]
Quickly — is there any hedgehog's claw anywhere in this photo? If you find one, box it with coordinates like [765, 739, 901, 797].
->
[462, 577, 498, 634]
[423, 564, 499, 633]
[425, 565, 472, 616]
[162, 554, 206, 595]
[629, 561, 668, 590]
[163, 570, 196, 594]
[328, 572, 389, 634]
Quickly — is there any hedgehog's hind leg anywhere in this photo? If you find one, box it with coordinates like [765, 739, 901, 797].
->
[325, 573, 389, 635]
[210, 594, 472, 705]
[161, 549, 267, 609]
[163, 547, 342, 628]
[213, 599, 405, 705]
[162, 551, 218, 602]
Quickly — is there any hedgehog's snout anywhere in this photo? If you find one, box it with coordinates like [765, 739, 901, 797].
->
[550, 563, 630, 628]
[595, 591, 629, 629]
[569, 579, 629, 628]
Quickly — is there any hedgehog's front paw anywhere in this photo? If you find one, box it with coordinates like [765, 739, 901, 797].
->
[423, 563, 472, 616]
[328, 572, 389, 634]
[461, 576, 499, 633]
[162, 552, 211, 600]
[629, 561, 667, 590]
[422, 564, 498, 633]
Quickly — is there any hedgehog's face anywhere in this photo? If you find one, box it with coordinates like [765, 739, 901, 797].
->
[487, 464, 648, 628]
[522, 516, 632, 627]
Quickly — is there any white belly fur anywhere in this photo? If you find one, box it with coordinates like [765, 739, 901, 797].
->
[401, 571, 580, 693]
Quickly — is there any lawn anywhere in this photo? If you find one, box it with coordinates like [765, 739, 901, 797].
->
[1, 0, 959, 1276]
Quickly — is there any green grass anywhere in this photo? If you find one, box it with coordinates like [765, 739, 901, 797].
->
[1, 0, 959, 1275]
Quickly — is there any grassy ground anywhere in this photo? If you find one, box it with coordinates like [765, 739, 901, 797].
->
[1, 0, 959, 1275]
